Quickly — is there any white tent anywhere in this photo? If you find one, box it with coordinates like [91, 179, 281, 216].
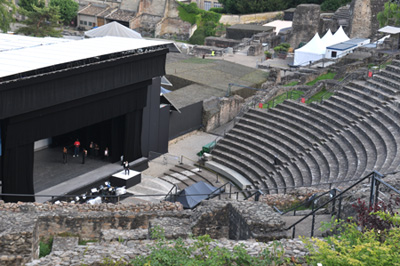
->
[293, 33, 326, 66]
[321, 29, 336, 47]
[332, 26, 349, 43]
[85, 21, 142, 39]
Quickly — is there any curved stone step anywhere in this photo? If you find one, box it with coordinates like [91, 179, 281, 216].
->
[205, 160, 253, 190]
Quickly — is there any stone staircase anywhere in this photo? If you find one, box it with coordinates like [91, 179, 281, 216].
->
[127, 164, 243, 203]
[209, 60, 400, 194]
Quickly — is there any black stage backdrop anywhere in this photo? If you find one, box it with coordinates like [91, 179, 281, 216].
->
[1, 81, 150, 202]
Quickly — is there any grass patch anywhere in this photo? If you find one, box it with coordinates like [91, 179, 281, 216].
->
[306, 88, 334, 104]
[263, 90, 304, 108]
[39, 237, 53, 258]
[306, 72, 336, 86]
[283, 81, 299, 86]
[182, 58, 215, 64]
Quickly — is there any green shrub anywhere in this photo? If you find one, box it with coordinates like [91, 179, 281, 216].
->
[39, 237, 53, 258]
[130, 226, 288, 265]
[209, 7, 225, 13]
[189, 26, 206, 45]
[304, 218, 400, 266]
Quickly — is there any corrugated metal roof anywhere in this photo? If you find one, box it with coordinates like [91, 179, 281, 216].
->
[0, 35, 172, 79]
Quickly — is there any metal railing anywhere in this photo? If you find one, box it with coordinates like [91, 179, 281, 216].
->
[282, 171, 400, 238]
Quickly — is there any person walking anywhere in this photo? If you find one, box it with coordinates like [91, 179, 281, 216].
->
[73, 139, 80, 157]
[63, 147, 68, 164]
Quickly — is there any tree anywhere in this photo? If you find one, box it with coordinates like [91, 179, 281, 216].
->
[49, 0, 78, 25]
[16, 5, 62, 37]
[0, 0, 16, 33]
[377, 1, 400, 27]
[18, 0, 44, 12]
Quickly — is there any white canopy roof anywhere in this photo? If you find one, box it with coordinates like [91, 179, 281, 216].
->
[293, 33, 326, 66]
[332, 26, 349, 43]
[321, 29, 336, 47]
[378, 26, 400, 34]
[0, 35, 172, 79]
[85, 21, 142, 39]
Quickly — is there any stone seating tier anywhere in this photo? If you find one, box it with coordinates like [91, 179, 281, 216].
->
[209, 61, 400, 192]
[224, 133, 297, 189]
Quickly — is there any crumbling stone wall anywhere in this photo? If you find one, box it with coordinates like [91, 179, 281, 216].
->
[288, 4, 321, 49]
[247, 43, 263, 56]
[0, 200, 288, 265]
[205, 37, 241, 48]
[348, 0, 386, 39]
[202, 95, 244, 132]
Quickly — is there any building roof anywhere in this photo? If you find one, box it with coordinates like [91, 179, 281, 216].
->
[326, 42, 356, 51]
[0, 33, 70, 52]
[0, 35, 173, 80]
[345, 38, 370, 44]
[78, 4, 111, 16]
[106, 9, 136, 22]
[378, 26, 400, 34]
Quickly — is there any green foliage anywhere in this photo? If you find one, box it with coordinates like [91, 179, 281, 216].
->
[189, 26, 206, 44]
[178, 2, 221, 44]
[18, 0, 44, 12]
[306, 88, 334, 103]
[321, 0, 351, 12]
[264, 51, 272, 58]
[263, 90, 304, 108]
[16, 5, 62, 37]
[378, 1, 400, 27]
[304, 216, 400, 266]
[273, 43, 290, 53]
[209, 7, 225, 13]
[306, 72, 336, 86]
[39, 237, 53, 258]
[218, 0, 290, 14]
[130, 226, 288, 265]
[49, 0, 78, 25]
[177, 3, 199, 25]
[0, 0, 16, 33]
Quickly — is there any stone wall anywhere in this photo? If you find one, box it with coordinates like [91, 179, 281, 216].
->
[205, 37, 241, 48]
[348, 0, 386, 39]
[202, 95, 244, 132]
[288, 4, 321, 49]
[247, 43, 263, 56]
[220, 11, 282, 25]
[0, 200, 287, 265]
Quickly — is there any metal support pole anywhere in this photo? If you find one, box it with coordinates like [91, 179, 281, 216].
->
[292, 227, 296, 239]
[216, 174, 219, 183]
[311, 200, 316, 237]
[337, 196, 342, 220]
[229, 183, 232, 199]
[369, 174, 376, 209]
[374, 181, 380, 212]
[180, 155, 183, 165]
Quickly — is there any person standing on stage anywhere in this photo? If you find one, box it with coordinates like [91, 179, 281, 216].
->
[63, 147, 68, 164]
[82, 149, 88, 164]
[73, 139, 80, 157]
[123, 161, 130, 175]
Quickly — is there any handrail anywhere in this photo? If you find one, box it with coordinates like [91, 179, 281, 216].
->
[273, 190, 332, 215]
[282, 170, 400, 238]
[164, 184, 178, 201]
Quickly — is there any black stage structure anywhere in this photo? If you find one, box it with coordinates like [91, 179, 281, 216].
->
[0, 36, 172, 202]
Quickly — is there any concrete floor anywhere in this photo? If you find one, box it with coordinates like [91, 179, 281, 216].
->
[33, 147, 111, 193]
